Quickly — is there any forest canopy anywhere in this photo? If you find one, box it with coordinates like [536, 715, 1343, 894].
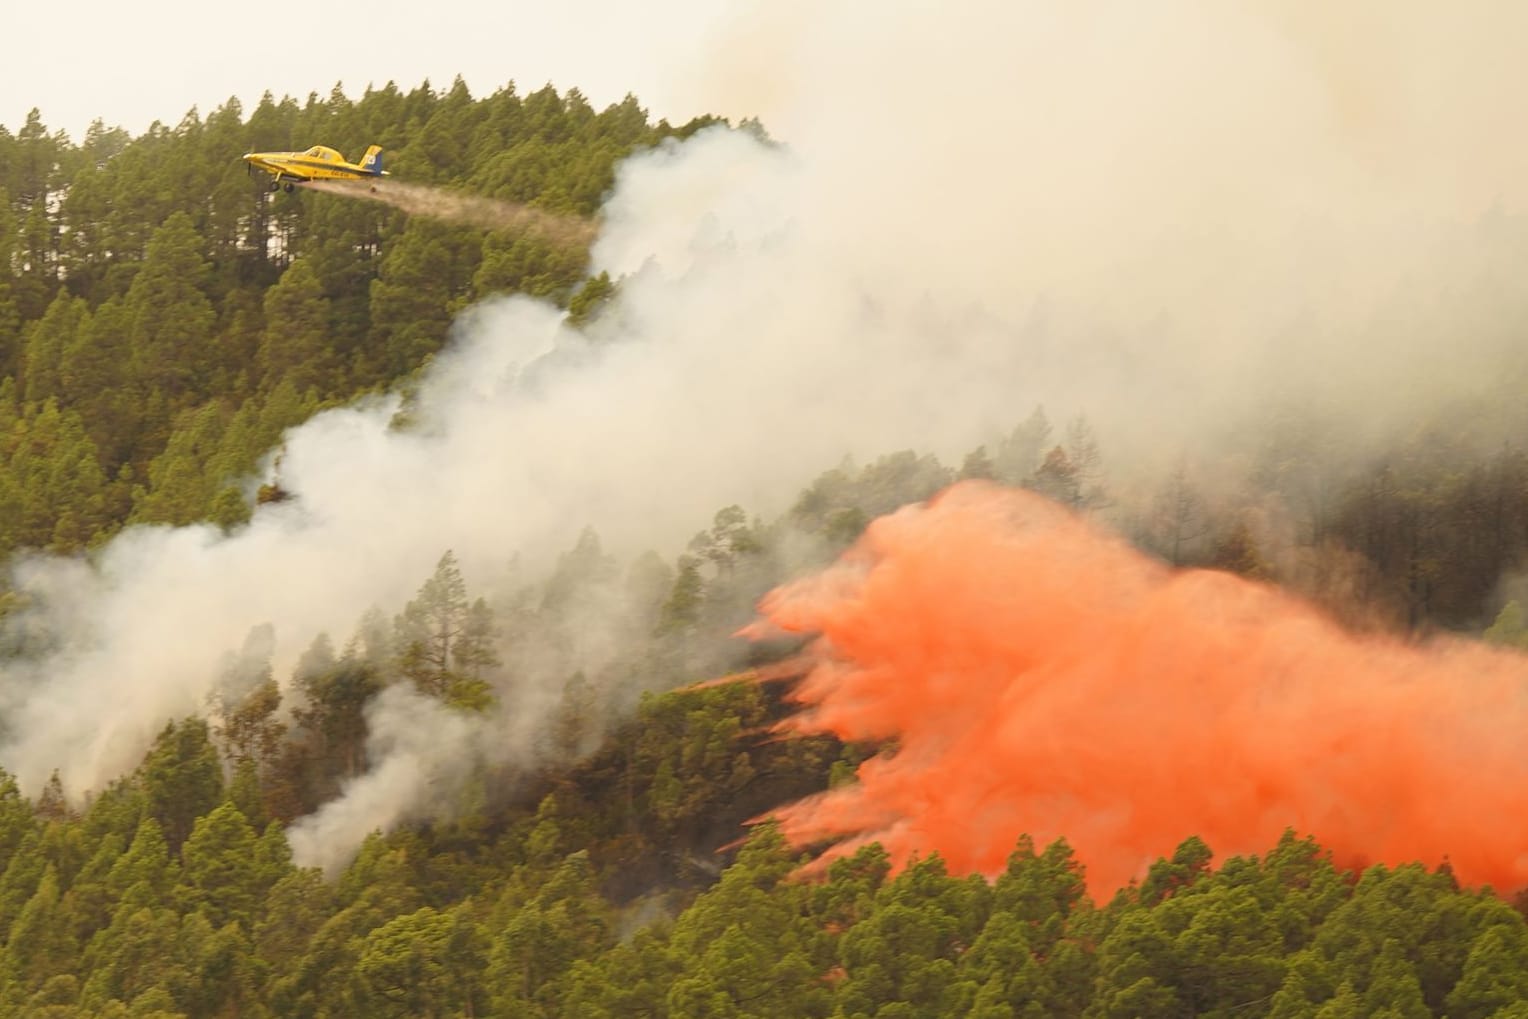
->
[3, 69, 1528, 1017]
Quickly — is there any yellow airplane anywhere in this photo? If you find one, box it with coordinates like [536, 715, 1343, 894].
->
[243, 144, 389, 192]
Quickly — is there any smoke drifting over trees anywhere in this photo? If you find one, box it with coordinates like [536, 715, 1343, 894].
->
[1, 3, 1528, 1013]
[1, 0, 1528, 905]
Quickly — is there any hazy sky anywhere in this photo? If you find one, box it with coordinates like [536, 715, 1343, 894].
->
[4, 0, 734, 139]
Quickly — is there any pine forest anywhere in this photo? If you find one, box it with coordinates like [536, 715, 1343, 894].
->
[1, 73, 1528, 1018]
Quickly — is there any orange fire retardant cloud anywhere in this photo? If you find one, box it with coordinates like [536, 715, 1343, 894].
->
[748, 480, 1528, 897]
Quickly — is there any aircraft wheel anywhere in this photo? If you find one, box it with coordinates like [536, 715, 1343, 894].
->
[283, 182, 295, 193]
[269, 181, 279, 193]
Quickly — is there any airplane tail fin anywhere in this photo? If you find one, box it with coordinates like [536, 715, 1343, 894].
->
[360, 145, 384, 175]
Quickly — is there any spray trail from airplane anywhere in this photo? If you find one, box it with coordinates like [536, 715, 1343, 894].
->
[748, 481, 1528, 897]
[303, 179, 598, 246]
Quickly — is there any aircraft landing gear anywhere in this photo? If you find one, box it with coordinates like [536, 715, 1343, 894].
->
[283, 182, 295, 193]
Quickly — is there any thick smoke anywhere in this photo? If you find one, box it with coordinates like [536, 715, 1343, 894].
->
[285, 686, 483, 874]
[754, 481, 1528, 895]
[3, 2, 1527, 871]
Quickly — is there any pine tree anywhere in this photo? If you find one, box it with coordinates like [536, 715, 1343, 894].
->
[257, 257, 336, 394]
[140, 719, 224, 854]
[124, 212, 216, 409]
[395, 550, 499, 704]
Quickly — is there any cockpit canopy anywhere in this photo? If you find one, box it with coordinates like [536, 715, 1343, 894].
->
[303, 146, 344, 162]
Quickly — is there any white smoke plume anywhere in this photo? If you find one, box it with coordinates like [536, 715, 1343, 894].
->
[3, 1, 1528, 871]
[285, 686, 482, 875]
